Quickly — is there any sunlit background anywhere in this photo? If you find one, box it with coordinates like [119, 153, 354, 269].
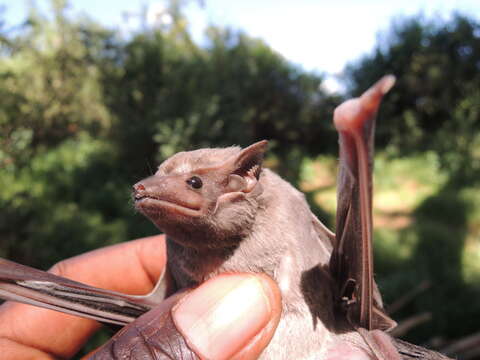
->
[6, 0, 480, 91]
[1, 0, 480, 358]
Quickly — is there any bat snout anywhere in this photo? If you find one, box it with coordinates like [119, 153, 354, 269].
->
[133, 183, 146, 191]
[132, 176, 204, 217]
[132, 183, 147, 200]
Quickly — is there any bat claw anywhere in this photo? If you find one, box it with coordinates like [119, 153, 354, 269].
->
[334, 74, 395, 133]
[360, 75, 396, 112]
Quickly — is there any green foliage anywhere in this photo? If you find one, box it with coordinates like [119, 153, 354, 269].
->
[1, 1, 480, 355]
[0, 1, 114, 170]
[374, 174, 480, 345]
[345, 14, 480, 182]
[1, 0, 337, 266]
[104, 26, 339, 182]
[346, 16, 480, 347]
[410, 191, 470, 337]
[0, 134, 147, 267]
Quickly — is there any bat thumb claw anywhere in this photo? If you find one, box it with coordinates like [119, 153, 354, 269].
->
[379, 75, 396, 94]
[334, 75, 395, 133]
[360, 75, 396, 112]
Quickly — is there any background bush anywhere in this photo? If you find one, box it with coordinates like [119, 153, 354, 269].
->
[1, 1, 479, 357]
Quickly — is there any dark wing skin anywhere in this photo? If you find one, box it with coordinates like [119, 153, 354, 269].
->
[0, 257, 198, 359]
[0, 257, 166, 326]
[330, 75, 397, 331]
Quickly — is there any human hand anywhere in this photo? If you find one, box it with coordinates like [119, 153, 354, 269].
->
[0, 235, 282, 360]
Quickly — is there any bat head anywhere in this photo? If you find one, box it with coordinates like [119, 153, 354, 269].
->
[133, 140, 268, 248]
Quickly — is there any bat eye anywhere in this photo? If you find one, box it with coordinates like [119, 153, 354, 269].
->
[186, 176, 203, 189]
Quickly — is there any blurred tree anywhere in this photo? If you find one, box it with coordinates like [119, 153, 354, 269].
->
[0, 135, 133, 266]
[0, 0, 135, 267]
[1, 0, 337, 267]
[105, 21, 339, 183]
[346, 13, 480, 352]
[0, 2, 479, 357]
[0, 0, 114, 169]
[344, 14, 480, 183]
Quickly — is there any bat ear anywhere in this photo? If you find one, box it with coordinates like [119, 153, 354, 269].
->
[214, 141, 267, 214]
[233, 140, 268, 178]
[226, 140, 268, 193]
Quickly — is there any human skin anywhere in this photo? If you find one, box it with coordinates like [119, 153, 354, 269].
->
[0, 235, 282, 360]
[0, 235, 373, 360]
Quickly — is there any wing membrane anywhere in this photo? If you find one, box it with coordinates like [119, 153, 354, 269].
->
[330, 75, 397, 331]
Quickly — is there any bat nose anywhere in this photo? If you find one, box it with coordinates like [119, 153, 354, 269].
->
[132, 182, 146, 199]
[133, 183, 146, 192]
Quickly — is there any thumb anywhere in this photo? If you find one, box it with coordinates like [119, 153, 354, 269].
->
[90, 273, 282, 360]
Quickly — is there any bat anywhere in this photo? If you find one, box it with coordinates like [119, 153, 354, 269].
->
[0, 76, 451, 359]
[330, 75, 397, 331]
[329, 75, 401, 359]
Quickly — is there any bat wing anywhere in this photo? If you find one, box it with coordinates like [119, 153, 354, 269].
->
[311, 213, 335, 252]
[329, 76, 397, 331]
[0, 257, 167, 326]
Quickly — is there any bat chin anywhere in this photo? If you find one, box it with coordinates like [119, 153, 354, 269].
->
[135, 197, 203, 218]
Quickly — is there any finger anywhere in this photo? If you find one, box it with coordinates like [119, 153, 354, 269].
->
[49, 234, 166, 294]
[0, 235, 166, 359]
[92, 273, 282, 360]
[174, 274, 282, 360]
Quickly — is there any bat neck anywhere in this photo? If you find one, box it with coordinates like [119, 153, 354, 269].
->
[165, 233, 242, 286]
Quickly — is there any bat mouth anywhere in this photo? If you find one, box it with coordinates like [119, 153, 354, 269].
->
[134, 195, 202, 217]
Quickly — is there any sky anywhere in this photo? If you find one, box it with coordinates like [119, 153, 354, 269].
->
[3, 0, 480, 92]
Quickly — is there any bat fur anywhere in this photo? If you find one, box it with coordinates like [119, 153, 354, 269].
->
[133, 143, 338, 359]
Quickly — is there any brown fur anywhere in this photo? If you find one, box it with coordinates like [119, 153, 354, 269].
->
[134, 142, 338, 359]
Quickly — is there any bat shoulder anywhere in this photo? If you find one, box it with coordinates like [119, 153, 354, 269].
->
[259, 168, 306, 200]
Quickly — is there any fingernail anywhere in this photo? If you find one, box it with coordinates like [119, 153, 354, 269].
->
[172, 275, 272, 360]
